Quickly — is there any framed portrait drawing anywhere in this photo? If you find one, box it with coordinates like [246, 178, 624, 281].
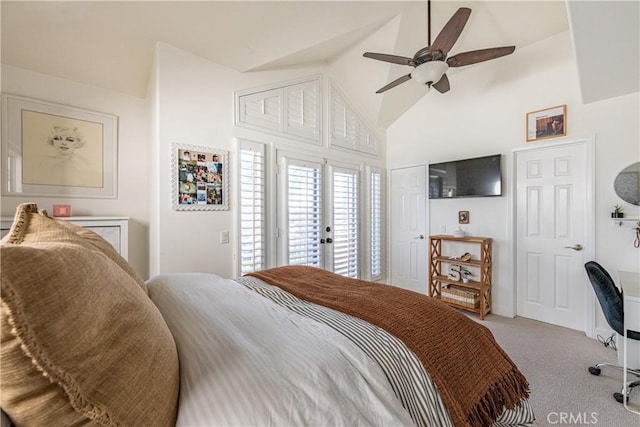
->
[171, 142, 229, 211]
[1, 94, 118, 198]
[526, 104, 566, 142]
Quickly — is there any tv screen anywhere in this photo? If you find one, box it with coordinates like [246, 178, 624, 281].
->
[429, 154, 502, 199]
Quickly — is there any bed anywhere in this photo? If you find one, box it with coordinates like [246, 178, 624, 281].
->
[0, 203, 534, 426]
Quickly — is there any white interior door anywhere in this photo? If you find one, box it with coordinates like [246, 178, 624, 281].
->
[277, 152, 360, 276]
[390, 165, 427, 294]
[515, 140, 593, 331]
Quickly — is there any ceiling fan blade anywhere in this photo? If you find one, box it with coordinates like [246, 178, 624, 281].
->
[430, 7, 471, 55]
[363, 52, 414, 66]
[376, 74, 412, 94]
[447, 46, 516, 67]
[432, 74, 450, 93]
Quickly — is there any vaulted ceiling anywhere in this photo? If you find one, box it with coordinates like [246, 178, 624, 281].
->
[3, 1, 623, 129]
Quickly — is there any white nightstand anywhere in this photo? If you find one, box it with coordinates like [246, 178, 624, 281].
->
[1, 216, 129, 260]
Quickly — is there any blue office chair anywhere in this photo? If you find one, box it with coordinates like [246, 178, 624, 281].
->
[585, 261, 640, 404]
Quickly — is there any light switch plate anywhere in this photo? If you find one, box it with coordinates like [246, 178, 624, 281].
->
[220, 231, 229, 244]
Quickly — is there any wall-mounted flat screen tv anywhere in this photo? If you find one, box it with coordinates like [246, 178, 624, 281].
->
[429, 154, 502, 199]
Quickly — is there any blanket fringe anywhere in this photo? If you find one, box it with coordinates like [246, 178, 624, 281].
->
[467, 368, 530, 426]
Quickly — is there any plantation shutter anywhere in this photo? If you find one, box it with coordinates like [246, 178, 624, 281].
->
[285, 81, 320, 141]
[287, 162, 322, 267]
[370, 168, 382, 280]
[332, 168, 359, 278]
[330, 88, 358, 149]
[236, 77, 321, 144]
[329, 84, 378, 155]
[238, 88, 282, 132]
[358, 126, 378, 155]
[239, 141, 266, 274]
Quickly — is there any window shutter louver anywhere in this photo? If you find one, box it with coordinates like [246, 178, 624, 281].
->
[239, 142, 266, 274]
[287, 163, 322, 267]
[333, 169, 359, 278]
[370, 169, 382, 280]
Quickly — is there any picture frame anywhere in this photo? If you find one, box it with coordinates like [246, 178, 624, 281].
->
[171, 142, 229, 211]
[2, 94, 118, 198]
[526, 104, 566, 142]
[458, 210, 469, 224]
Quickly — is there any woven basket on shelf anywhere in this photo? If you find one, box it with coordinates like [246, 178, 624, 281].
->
[441, 285, 480, 308]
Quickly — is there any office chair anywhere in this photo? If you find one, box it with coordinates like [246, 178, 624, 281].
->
[585, 261, 640, 404]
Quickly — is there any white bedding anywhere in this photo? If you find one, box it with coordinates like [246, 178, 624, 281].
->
[147, 273, 416, 426]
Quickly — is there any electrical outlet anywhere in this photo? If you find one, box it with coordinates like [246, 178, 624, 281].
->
[220, 231, 229, 244]
[441, 225, 446, 233]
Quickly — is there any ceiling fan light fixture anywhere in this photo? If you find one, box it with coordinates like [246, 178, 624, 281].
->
[411, 61, 449, 85]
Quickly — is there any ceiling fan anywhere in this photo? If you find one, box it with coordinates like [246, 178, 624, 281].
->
[363, 1, 515, 94]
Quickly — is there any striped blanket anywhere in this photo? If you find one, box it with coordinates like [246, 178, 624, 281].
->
[247, 265, 531, 427]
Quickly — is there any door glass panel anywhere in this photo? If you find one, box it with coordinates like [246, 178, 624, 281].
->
[332, 168, 359, 278]
[370, 169, 382, 279]
[287, 163, 322, 267]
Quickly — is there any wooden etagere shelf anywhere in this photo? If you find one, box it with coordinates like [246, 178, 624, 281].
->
[428, 234, 492, 319]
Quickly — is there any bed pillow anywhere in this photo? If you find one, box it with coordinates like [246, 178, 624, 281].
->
[0, 203, 179, 426]
[1, 203, 146, 293]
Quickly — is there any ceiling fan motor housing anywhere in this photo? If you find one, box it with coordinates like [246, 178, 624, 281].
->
[413, 47, 446, 65]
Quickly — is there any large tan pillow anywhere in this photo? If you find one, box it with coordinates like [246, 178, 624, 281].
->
[0, 203, 179, 426]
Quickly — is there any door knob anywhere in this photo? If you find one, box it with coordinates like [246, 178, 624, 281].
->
[414, 234, 425, 240]
[563, 244, 583, 251]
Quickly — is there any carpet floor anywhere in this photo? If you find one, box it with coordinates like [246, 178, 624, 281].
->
[474, 314, 640, 426]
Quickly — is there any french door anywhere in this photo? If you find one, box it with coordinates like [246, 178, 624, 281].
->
[277, 151, 360, 278]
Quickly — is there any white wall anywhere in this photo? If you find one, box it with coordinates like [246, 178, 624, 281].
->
[151, 43, 335, 278]
[1, 65, 151, 278]
[148, 48, 161, 277]
[387, 31, 639, 317]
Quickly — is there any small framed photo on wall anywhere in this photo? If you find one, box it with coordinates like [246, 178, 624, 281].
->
[458, 210, 469, 224]
[526, 104, 566, 142]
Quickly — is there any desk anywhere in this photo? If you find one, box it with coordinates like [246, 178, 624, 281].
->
[619, 271, 640, 413]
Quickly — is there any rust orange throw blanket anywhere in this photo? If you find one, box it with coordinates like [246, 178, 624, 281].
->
[248, 266, 529, 427]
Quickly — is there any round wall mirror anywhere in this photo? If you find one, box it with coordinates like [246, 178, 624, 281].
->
[614, 161, 640, 206]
